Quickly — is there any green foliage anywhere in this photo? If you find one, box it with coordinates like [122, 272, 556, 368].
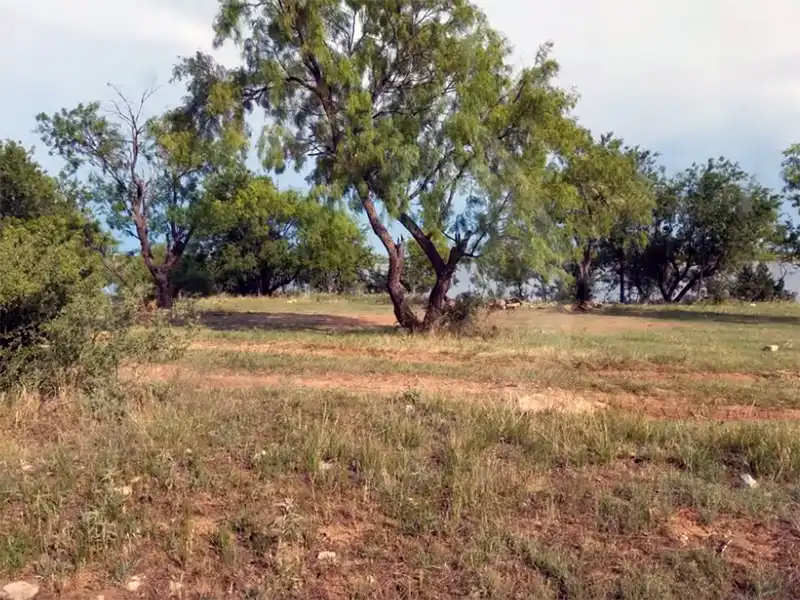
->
[629, 158, 782, 302]
[36, 88, 248, 307]
[191, 175, 377, 295]
[553, 132, 656, 302]
[727, 263, 796, 303]
[195, 0, 577, 328]
[0, 215, 189, 394]
[0, 139, 71, 219]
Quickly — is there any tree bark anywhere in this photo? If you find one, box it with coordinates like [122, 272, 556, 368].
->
[575, 244, 594, 306]
[153, 270, 174, 309]
[359, 190, 421, 331]
[422, 264, 457, 330]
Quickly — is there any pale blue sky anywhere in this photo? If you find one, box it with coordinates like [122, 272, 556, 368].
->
[2, 0, 799, 202]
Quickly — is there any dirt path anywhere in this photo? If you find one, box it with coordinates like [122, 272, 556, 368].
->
[130, 364, 800, 422]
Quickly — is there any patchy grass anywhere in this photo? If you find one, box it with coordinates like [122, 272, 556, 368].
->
[3, 297, 800, 598]
[2, 386, 800, 598]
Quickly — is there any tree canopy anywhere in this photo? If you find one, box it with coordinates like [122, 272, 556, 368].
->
[36, 87, 248, 308]
[186, 0, 576, 329]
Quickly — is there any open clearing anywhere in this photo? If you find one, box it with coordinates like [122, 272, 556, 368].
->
[3, 297, 800, 599]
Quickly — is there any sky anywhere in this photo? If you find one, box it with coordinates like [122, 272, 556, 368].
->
[2, 0, 799, 200]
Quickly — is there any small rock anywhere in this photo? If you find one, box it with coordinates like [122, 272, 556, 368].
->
[318, 460, 335, 473]
[749, 303, 757, 307]
[20, 462, 34, 473]
[404, 404, 415, 414]
[168, 581, 183, 595]
[1, 581, 40, 600]
[125, 575, 144, 592]
[763, 345, 779, 352]
[317, 551, 337, 562]
[114, 485, 133, 497]
[740, 473, 758, 489]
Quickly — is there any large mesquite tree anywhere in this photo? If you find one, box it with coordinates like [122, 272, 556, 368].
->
[189, 0, 575, 330]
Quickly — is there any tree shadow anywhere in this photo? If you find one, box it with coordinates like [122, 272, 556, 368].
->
[197, 310, 398, 334]
[603, 306, 800, 327]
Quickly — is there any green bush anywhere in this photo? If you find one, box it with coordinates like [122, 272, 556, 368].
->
[0, 215, 190, 394]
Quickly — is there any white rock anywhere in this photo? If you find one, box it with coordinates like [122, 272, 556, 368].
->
[404, 404, 415, 414]
[114, 485, 133, 497]
[1, 581, 40, 600]
[317, 551, 337, 562]
[763, 345, 779, 352]
[740, 473, 758, 489]
[125, 575, 144, 592]
[20, 463, 33, 473]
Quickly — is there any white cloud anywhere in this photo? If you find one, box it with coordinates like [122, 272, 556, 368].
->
[475, 0, 800, 149]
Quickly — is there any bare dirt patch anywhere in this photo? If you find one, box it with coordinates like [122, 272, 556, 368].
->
[664, 508, 799, 569]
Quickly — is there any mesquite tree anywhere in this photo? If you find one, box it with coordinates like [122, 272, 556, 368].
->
[192, 0, 575, 330]
[554, 131, 655, 305]
[36, 87, 247, 308]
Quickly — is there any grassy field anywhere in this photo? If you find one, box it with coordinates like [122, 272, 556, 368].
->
[3, 297, 800, 599]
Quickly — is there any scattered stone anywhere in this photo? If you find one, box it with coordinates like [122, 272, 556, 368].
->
[740, 473, 758, 489]
[0, 581, 40, 600]
[763, 345, 779, 352]
[317, 551, 337, 562]
[114, 485, 133, 497]
[125, 575, 144, 592]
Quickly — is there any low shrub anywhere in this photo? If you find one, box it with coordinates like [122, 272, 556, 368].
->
[0, 215, 191, 394]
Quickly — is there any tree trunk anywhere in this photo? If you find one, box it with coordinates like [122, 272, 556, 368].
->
[386, 242, 422, 330]
[422, 266, 456, 330]
[576, 267, 591, 304]
[618, 252, 627, 304]
[575, 245, 593, 306]
[358, 190, 421, 331]
[153, 270, 174, 309]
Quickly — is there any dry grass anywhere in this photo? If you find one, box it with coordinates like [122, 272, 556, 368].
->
[2, 296, 800, 599]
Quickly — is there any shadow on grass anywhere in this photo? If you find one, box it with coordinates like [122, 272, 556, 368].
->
[198, 310, 398, 334]
[603, 306, 800, 327]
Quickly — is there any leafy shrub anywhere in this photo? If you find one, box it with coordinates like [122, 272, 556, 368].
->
[439, 293, 498, 337]
[728, 263, 796, 302]
[0, 215, 190, 394]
